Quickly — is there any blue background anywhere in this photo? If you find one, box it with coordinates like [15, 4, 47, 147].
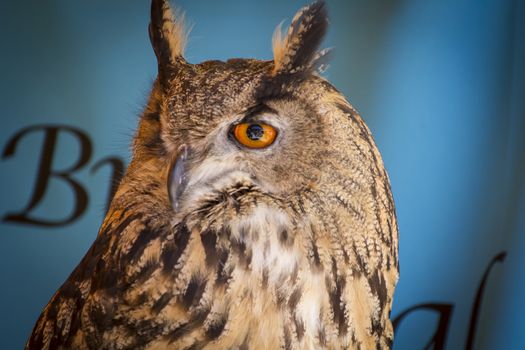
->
[1, 0, 524, 349]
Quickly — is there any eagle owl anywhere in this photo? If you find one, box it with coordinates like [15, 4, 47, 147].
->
[26, 0, 399, 349]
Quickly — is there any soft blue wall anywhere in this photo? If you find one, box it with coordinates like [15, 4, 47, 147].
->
[0, 0, 523, 349]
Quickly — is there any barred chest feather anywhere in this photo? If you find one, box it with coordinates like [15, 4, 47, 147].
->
[131, 196, 392, 350]
[26, 178, 394, 350]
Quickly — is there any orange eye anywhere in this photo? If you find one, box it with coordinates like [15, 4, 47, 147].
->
[233, 122, 277, 149]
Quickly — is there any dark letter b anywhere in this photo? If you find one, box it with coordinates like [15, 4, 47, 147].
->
[2, 125, 92, 227]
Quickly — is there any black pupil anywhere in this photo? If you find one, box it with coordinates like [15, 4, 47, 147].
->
[246, 124, 264, 141]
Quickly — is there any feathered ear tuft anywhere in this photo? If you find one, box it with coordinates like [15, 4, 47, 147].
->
[149, 0, 190, 86]
[272, 1, 329, 76]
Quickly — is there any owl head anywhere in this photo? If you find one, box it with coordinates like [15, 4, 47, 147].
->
[130, 0, 396, 262]
[133, 0, 385, 225]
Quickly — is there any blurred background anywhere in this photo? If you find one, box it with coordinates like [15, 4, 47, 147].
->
[1, 0, 524, 348]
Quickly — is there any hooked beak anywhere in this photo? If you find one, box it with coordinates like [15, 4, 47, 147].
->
[168, 145, 191, 211]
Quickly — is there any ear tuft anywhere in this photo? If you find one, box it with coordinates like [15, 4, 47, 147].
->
[272, 1, 329, 75]
[149, 0, 190, 85]
[271, 21, 287, 72]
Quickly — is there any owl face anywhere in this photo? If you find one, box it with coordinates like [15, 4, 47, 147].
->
[158, 59, 334, 214]
[141, 0, 345, 218]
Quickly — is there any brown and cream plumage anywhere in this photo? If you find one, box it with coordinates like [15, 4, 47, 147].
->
[26, 0, 398, 349]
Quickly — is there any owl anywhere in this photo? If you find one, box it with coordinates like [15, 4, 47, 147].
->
[26, 0, 398, 349]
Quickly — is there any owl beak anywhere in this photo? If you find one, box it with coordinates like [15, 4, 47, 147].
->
[168, 145, 191, 212]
